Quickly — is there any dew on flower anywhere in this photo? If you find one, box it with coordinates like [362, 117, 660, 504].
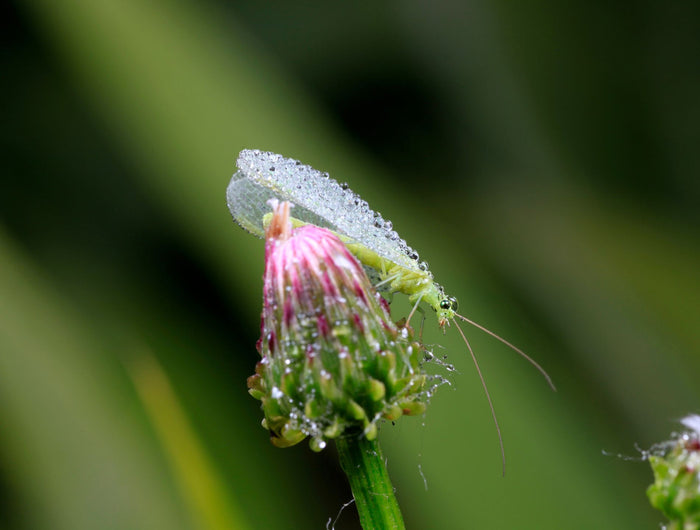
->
[246, 200, 436, 452]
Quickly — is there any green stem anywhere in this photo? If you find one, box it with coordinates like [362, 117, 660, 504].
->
[335, 431, 405, 530]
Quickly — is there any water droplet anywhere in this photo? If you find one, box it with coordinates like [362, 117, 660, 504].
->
[312, 438, 327, 451]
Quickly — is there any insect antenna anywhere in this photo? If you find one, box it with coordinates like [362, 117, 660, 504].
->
[452, 317, 506, 476]
[454, 312, 556, 392]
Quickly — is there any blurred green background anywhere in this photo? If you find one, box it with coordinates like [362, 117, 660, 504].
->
[2, 1, 699, 528]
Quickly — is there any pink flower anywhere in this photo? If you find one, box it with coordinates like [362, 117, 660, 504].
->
[247, 201, 429, 451]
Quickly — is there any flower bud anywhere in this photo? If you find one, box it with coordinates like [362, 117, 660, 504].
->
[248, 200, 428, 451]
[647, 415, 700, 527]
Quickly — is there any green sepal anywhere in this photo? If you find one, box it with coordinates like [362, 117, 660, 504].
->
[304, 398, 326, 419]
[376, 351, 396, 380]
[383, 405, 403, 421]
[368, 378, 386, 401]
[363, 422, 378, 441]
[270, 427, 305, 448]
[323, 417, 343, 439]
[319, 371, 342, 401]
[309, 437, 327, 452]
[280, 371, 297, 397]
[248, 388, 265, 400]
[399, 400, 426, 416]
[347, 400, 367, 421]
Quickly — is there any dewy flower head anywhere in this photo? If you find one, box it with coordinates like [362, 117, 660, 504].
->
[646, 415, 700, 527]
[247, 200, 429, 451]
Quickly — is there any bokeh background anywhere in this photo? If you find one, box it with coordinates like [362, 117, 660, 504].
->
[2, 1, 699, 529]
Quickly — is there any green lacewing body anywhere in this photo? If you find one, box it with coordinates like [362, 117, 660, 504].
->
[226, 149, 455, 323]
[227, 149, 555, 474]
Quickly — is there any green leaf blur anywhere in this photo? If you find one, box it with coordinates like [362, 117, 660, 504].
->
[3, 0, 699, 528]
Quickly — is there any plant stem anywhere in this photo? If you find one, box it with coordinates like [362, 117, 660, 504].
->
[335, 431, 405, 530]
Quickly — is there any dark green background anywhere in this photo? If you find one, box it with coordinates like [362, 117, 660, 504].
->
[2, 1, 699, 528]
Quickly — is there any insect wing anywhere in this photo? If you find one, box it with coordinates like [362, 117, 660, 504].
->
[227, 170, 336, 238]
[227, 150, 421, 273]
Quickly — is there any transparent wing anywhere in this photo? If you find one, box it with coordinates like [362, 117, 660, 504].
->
[226, 171, 336, 238]
[227, 150, 422, 272]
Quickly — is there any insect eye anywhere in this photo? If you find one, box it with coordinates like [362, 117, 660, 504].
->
[439, 299, 451, 310]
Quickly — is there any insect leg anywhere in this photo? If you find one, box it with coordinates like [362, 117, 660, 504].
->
[406, 293, 424, 327]
[374, 273, 401, 289]
[417, 305, 427, 341]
